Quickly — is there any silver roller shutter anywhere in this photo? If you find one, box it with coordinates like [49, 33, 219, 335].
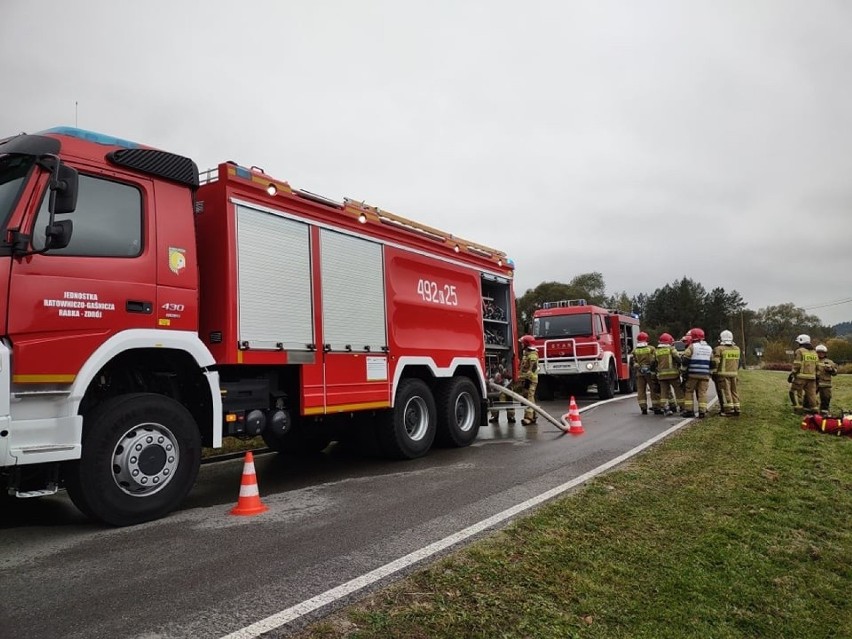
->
[320, 229, 387, 351]
[236, 204, 313, 350]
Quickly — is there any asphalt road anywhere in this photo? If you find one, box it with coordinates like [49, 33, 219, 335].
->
[0, 392, 697, 639]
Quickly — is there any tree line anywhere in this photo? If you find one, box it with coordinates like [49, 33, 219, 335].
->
[516, 273, 851, 364]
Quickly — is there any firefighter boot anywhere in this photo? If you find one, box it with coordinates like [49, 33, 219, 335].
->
[789, 390, 801, 414]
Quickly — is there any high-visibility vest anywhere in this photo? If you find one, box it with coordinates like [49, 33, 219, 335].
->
[685, 342, 713, 377]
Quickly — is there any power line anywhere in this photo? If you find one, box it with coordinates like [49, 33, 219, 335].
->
[803, 298, 852, 311]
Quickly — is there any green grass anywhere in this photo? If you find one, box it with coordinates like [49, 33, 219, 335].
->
[296, 371, 852, 639]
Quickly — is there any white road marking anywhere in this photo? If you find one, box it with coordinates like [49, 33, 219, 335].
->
[220, 407, 694, 639]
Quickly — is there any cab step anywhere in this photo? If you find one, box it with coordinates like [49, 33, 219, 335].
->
[16, 485, 59, 498]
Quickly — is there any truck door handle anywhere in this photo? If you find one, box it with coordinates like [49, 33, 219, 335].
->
[126, 300, 153, 314]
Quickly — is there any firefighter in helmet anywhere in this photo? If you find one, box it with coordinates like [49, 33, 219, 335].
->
[630, 331, 657, 414]
[681, 327, 713, 418]
[679, 333, 692, 392]
[814, 344, 838, 415]
[788, 334, 818, 413]
[518, 335, 539, 425]
[712, 329, 741, 416]
[653, 333, 684, 415]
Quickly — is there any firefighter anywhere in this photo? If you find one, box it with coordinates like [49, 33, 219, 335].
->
[815, 344, 838, 415]
[653, 333, 684, 415]
[488, 362, 516, 424]
[630, 331, 657, 414]
[712, 330, 741, 416]
[681, 327, 713, 418]
[678, 333, 692, 395]
[518, 335, 540, 426]
[788, 334, 818, 414]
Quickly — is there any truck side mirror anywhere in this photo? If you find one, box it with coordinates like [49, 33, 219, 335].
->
[45, 219, 73, 250]
[52, 163, 79, 214]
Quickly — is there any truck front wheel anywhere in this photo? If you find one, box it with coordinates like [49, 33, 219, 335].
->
[378, 379, 436, 459]
[65, 393, 201, 526]
[598, 363, 617, 400]
[619, 368, 636, 394]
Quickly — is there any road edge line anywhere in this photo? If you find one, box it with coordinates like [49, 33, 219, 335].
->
[220, 416, 694, 639]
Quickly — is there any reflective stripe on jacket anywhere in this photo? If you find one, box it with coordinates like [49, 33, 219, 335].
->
[713, 345, 740, 377]
[654, 345, 680, 380]
[793, 347, 818, 380]
[631, 345, 655, 367]
[520, 349, 539, 383]
[816, 358, 837, 387]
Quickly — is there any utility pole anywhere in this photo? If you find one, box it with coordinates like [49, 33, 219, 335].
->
[740, 310, 747, 368]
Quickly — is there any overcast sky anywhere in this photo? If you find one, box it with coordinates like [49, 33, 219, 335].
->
[2, 1, 850, 325]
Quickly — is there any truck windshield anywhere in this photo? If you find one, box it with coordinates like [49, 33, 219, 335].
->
[0, 154, 36, 231]
[534, 313, 593, 338]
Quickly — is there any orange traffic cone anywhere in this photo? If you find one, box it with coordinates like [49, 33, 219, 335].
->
[568, 396, 585, 435]
[230, 451, 269, 516]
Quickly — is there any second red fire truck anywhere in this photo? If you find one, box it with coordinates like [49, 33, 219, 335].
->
[0, 126, 518, 525]
[531, 299, 640, 401]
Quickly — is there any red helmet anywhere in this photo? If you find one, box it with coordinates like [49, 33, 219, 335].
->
[689, 327, 705, 341]
[682, 334, 693, 345]
[637, 331, 649, 342]
[659, 332, 674, 344]
[520, 334, 535, 347]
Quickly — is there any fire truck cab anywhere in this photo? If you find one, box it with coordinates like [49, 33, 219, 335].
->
[531, 299, 640, 400]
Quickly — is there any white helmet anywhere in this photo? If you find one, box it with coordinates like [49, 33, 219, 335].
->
[795, 334, 810, 345]
[815, 344, 827, 353]
[720, 330, 734, 345]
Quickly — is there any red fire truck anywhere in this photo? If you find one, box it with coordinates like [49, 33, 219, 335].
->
[531, 299, 640, 401]
[0, 127, 517, 525]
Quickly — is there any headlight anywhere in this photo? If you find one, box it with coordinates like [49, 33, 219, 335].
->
[586, 363, 594, 370]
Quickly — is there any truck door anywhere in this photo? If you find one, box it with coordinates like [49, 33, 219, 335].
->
[7, 168, 157, 384]
[319, 229, 390, 411]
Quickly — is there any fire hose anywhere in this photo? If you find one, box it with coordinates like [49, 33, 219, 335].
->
[487, 380, 569, 432]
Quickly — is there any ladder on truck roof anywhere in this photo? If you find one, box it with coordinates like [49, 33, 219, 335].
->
[197, 162, 510, 265]
[541, 299, 587, 309]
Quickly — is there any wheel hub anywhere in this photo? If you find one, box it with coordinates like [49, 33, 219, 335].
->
[112, 424, 180, 497]
[454, 393, 475, 432]
[403, 397, 429, 441]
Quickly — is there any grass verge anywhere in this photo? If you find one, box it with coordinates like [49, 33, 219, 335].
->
[296, 371, 852, 639]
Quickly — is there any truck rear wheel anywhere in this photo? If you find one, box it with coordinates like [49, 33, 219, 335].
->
[598, 363, 617, 400]
[378, 378, 436, 459]
[435, 377, 481, 447]
[65, 393, 201, 526]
